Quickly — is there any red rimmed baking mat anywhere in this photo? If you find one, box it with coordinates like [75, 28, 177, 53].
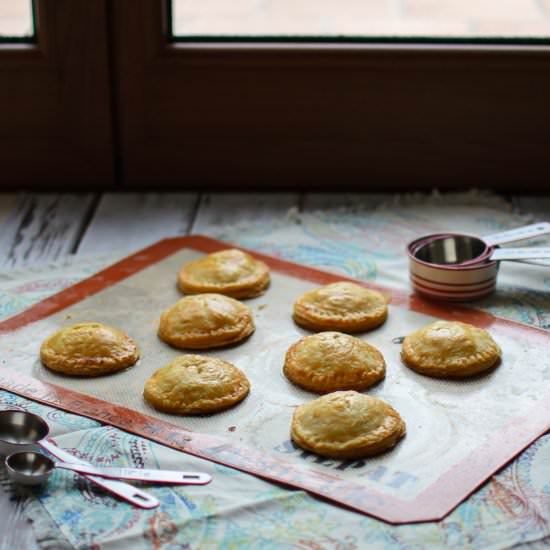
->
[0, 235, 549, 523]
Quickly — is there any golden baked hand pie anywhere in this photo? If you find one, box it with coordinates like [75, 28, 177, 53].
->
[40, 323, 139, 376]
[178, 248, 270, 299]
[401, 320, 501, 378]
[293, 281, 388, 332]
[158, 293, 255, 349]
[283, 332, 385, 393]
[291, 391, 406, 459]
[143, 354, 250, 414]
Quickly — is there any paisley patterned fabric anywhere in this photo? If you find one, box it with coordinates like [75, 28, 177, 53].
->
[1, 193, 549, 549]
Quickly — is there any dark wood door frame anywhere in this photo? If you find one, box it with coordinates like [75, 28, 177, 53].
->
[0, 1, 114, 189]
[1, 1, 548, 191]
[113, 0, 550, 191]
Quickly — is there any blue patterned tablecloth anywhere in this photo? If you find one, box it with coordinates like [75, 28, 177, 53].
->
[1, 193, 549, 549]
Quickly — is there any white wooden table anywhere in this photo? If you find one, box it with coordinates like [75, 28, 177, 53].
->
[0, 191, 548, 549]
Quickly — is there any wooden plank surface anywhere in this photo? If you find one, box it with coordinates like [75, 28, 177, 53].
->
[192, 193, 301, 233]
[77, 193, 199, 256]
[0, 195, 42, 549]
[0, 194, 28, 265]
[512, 195, 550, 222]
[0, 194, 20, 228]
[0, 192, 95, 550]
[0, 481, 39, 550]
[302, 193, 389, 211]
[0, 194, 96, 268]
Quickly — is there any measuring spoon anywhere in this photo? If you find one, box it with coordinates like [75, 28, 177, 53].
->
[0, 409, 160, 508]
[5, 450, 211, 486]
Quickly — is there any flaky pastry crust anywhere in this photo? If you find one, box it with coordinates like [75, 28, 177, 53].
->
[143, 354, 250, 414]
[293, 282, 388, 332]
[158, 293, 255, 349]
[401, 320, 501, 378]
[177, 249, 270, 299]
[40, 323, 139, 376]
[283, 332, 385, 393]
[291, 391, 406, 459]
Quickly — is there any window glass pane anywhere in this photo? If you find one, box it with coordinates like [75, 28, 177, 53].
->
[171, 0, 550, 40]
[0, 0, 34, 40]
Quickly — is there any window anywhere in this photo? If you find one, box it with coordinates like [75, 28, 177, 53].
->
[111, 0, 550, 190]
[2, 1, 549, 189]
[0, 0, 34, 40]
[170, 0, 550, 41]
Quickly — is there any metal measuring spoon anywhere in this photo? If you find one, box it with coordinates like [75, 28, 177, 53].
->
[0, 410, 160, 508]
[5, 451, 211, 486]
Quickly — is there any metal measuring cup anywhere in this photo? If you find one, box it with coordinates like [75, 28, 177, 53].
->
[407, 222, 550, 301]
[0, 410, 159, 508]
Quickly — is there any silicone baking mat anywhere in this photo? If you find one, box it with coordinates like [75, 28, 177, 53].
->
[0, 236, 549, 523]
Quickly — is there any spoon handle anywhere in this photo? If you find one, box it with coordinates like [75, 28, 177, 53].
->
[40, 439, 159, 509]
[483, 222, 550, 246]
[57, 462, 212, 485]
[490, 247, 550, 261]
